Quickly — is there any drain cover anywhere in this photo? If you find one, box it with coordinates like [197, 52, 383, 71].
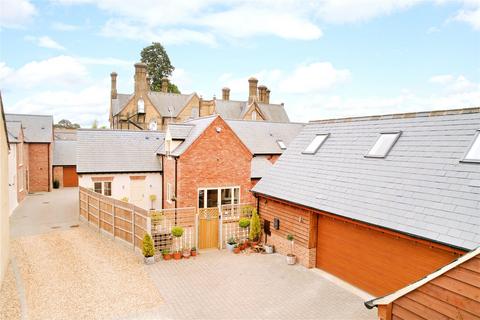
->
[42, 201, 49, 204]
[70, 224, 79, 228]
[51, 226, 60, 229]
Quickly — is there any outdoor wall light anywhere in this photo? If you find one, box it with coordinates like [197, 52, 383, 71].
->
[216, 127, 222, 133]
[274, 218, 280, 230]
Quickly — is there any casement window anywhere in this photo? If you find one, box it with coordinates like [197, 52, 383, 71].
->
[166, 182, 173, 203]
[366, 132, 402, 158]
[94, 181, 112, 196]
[463, 130, 480, 163]
[303, 134, 329, 154]
[198, 186, 240, 208]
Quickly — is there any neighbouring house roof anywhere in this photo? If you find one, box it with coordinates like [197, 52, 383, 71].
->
[54, 128, 77, 141]
[251, 156, 274, 179]
[226, 119, 305, 154]
[365, 246, 480, 308]
[53, 140, 77, 166]
[253, 107, 480, 251]
[167, 123, 194, 140]
[6, 121, 22, 143]
[111, 93, 133, 116]
[77, 129, 164, 173]
[5, 113, 53, 143]
[214, 100, 290, 122]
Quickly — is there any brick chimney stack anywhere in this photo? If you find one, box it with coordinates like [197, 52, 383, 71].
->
[110, 72, 117, 99]
[134, 62, 148, 95]
[222, 87, 230, 101]
[258, 85, 267, 103]
[161, 77, 169, 93]
[248, 77, 258, 104]
[265, 88, 270, 104]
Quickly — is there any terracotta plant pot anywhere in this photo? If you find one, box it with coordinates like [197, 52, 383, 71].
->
[252, 241, 259, 247]
[191, 250, 197, 257]
[163, 253, 172, 261]
[173, 252, 182, 260]
[233, 247, 241, 254]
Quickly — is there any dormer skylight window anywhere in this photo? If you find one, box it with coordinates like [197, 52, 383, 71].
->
[463, 130, 480, 163]
[277, 140, 287, 150]
[303, 134, 329, 154]
[366, 132, 401, 158]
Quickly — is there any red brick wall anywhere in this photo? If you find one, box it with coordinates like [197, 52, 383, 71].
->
[162, 156, 176, 209]
[165, 117, 253, 209]
[28, 143, 51, 192]
[53, 166, 64, 188]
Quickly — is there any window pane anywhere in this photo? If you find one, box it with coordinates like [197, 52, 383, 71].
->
[367, 133, 400, 157]
[94, 182, 102, 194]
[465, 133, 480, 161]
[104, 182, 112, 196]
[198, 190, 204, 208]
[221, 188, 232, 205]
[206, 189, 218, 208]
[233, 187, 240, 204]
[303, 134, 328, 154]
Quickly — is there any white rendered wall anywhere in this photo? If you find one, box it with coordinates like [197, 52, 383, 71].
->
[8, 145, 18, 215]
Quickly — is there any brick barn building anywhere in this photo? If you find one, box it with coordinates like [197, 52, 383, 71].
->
[253, 108, 480, 297]
[53, 140, 78, 188]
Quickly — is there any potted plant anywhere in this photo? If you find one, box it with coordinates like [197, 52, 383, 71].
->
[142, 233, 155, 265]
[226, 237, 237, 252]
[233, 244, 240, 254]
[182, 248, 191, 259]
[249, 208, 261, 246]
[171, 226, 184, 260]
[286, 234, 296, 265]
[162, 248, 172, 260]
[120, 196, 129, 202]
[264, 243, 274, 254]
[239, 217, 250, 247]
[149, 194, 157, 210]
[191, 247, 197, 257]
[53, 179, 60, 189]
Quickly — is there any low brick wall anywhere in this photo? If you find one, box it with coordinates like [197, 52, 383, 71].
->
[267, 233, 316, 268]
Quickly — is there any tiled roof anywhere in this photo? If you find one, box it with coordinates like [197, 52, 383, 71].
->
[77, 129, 164, 173]
[53, 140, 77, 166]
[214, 100, 290, 122]
[226, 119, 304, 154]
[54, 128, 77, 141]
[253, 108, 480, 250]
[166, 116, 217, 156]
[251, 156, 273, 179]
[167, 123, 194, 140]
[258, 103, 290, 122]
[6, 121, 22, 143]
[5, 113, 53, 143]
[111, 93, 133, 116]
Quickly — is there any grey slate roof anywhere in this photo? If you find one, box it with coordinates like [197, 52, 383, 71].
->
[111, 93, 133, 116]
[54, 129, 77, 141]
[226, 120, 304, 154]
[214, 100, 290, 122]
[251, 156, 273, 179]
[166, 116, 217, 156]
[53, 140, 77, 166]
[77, 129, 164, 173]
[5, 113, 53, 143]
[258, 103, 290, 122]
[6, 121, 22, 143]
[167, 123, 194, 139]
[253, 108, 480, 251]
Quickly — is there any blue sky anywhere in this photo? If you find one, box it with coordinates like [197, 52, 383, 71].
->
[0, 0, 479, 127]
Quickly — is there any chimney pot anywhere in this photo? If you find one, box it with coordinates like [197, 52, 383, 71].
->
[134, 62, 148, 95]
[222, 87, 230, 100]
[110, 72, 117, 99]
[248, 77, 258, 104]
[258, 85, 267, 103]
[265, 88, 271, 104]
[161, 77, 169, 93]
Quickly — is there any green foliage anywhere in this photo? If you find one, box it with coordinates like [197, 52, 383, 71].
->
[120, 197, 129, 202]
[149, 194, 157, 201]
[249, 208, 261, 241]
[142, 233, 155, 257]
[54, 119, 80, 129]
[171, 226, 184, 238]
[161, 248, 170, 255]
[53, 179, 60, 189]
[239, 218, 250, 229]
[286, 234, 294, 241]
[91, 119, 98, 129]
[241, 205, 254, 217]
[191, 246, 196, 251]
[140, 42, 180, 93]
[227, 237, 237, 245]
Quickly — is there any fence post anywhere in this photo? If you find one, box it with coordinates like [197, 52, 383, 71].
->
[146, 216, 152, 236]
[112, 200, 116, 239]
[132, 206, 136, 251]
[195, 212, 199, 250]
[87, 193, 90, 224]
[98, 197, 101, 232]
[78, 188, 81, 220]
[218, 205, 223, 250]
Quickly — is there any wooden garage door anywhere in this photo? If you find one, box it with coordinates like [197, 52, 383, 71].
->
[316, 215, 459, 296]
[63, 166, 78, 187]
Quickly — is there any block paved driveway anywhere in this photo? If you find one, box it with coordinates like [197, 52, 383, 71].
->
[137, 250, 376, 320]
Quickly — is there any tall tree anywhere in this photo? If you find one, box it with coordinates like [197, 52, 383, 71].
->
[91, 119, 98, 129]
[140, 42, 180, 93]
[54, 119, 80, 129]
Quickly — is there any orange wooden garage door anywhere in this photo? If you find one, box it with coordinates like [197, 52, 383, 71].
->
[316, 215, 459, 296]
[63, 166, 78, 187]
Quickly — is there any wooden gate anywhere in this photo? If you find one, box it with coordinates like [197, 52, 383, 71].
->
[198, 207, 219, 249]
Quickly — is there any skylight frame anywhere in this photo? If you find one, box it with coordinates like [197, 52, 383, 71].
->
[302, 133, 330, 155]
[461, 129, 480, 163]
[365, 131, 402, 159]
[277, 140, 287, 150]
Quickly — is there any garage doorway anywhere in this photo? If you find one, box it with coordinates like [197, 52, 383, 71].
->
[63, 166, 78, 187]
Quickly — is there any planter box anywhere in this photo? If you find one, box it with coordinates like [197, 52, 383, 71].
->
[144, 256, 155, 265]
[226, 243, 236, 252]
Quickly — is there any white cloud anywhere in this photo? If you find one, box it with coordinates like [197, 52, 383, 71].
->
[429, 74, 454, 84]
[25, 35, 66, 50]
[52, 22, 80, 31]
[76, 56, 133, 66]
[0, 0, 36, 28]
[453, 6, 480, 29]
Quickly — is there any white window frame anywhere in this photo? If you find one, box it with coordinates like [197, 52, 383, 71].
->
[462, 129, 480, 163]
[365, 131, 402, 158]
[302, 133, 330, 154]
[197, 186, 241, 209]
[166, 182, 173, 203]
[93, 181, 112, 196]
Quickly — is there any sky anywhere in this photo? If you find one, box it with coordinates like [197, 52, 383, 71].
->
[0, 0, 479, 127]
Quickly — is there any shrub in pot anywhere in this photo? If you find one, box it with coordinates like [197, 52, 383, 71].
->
[149, 194, 157, 210]
[142, 233, 155, 265]
[182, 248, 191, 259]
[171, 226, 184, 259]
[191, 247, 197, 257]
[173, 250, 182, 260]
[263, 244, 274, 254]
[162, 249, 172, 260]
[53, 179, 60, 189]
[249, 208, 261, 246]
[286, 234, 296, 265]
[226, 237, 237, 252]
[239, 218, 250, 247]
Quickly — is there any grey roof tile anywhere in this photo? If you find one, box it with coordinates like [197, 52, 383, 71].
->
[53, 140, 76, 166]
[5, 113, 53, 143]
[6, 121, 21, 143]
[253, 109, 480, 250]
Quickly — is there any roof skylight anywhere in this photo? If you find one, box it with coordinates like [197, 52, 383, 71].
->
[464, 130, 480, 162]
[303, 134, 329, 154]
[277, 140, 287, 150]
[366, 132, 401, 158]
